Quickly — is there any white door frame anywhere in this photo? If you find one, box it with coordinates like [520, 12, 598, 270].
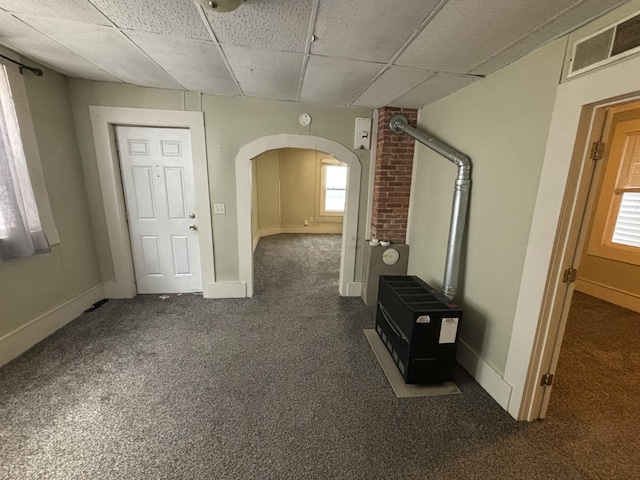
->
[504, 54, 640, 421]
[90, 106, 215, 298]
[236, 134, 361, 297]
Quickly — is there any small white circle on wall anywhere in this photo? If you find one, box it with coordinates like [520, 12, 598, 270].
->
[382, 248, 400, 265]
[299, 113, 312, 126]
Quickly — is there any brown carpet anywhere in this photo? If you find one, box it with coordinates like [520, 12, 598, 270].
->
[546, 291, 640, 477]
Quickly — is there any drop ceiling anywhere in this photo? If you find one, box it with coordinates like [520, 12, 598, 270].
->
[0, 0, 630, 109]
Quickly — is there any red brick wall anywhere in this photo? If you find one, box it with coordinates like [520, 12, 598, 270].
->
[370, 107, 418, 243]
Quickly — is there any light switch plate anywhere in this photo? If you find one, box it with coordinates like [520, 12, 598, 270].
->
[213, 203, 226, 215]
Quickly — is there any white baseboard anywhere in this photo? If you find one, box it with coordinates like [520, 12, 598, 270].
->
[258, 226, 282, 237]
[103, 281, 136, 299]
[257, 226, 343, 238]
[456, 339, 513, 410]
[0, 283, 106, 368]
[345, 282, 363, 297]
[205, 281, 247, 299]
[575, 278, 640, 313]
[281, 226, 343, 234]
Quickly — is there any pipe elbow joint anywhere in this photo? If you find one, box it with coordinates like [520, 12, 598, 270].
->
[389, 114, 408, 134]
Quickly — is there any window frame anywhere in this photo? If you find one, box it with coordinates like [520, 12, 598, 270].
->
[318, 158, 347, 218]
[0, 49, 59, 246]
[587, 112, 640, 265]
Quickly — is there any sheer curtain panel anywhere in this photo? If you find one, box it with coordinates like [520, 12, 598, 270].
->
[0, 65, 49, 260]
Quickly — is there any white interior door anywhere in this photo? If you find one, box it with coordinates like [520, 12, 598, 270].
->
[116, 126, 202, 294]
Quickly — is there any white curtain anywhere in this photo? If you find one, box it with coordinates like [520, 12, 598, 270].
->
[0, 65, 49, 260]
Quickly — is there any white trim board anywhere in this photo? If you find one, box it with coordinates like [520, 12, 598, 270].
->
[254, 226, 343, 251]
[575, 278, 640, 313]
[456, 340, 513, 410]
[365, 109, 379, 241]
[345, 282, 363, 297]
[205, 281, 247, 299]
[0, 284, 105, 368]
[504, 50, 640, 421]
[258, 226, 343, 237]
[236, 134, 362, 297]
[89, 106, 216, 298]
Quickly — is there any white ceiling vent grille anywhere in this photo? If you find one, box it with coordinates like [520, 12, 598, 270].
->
[569, 12, 640, 77]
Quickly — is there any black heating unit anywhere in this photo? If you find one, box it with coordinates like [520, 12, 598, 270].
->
[375, 275, 463, 384]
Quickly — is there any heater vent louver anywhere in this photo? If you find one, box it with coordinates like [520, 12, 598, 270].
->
[569, 12, 640, 77]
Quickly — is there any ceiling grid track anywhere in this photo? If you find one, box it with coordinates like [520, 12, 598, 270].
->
[468, 0, 594, 74]
[347, 0, 451, 106]
[0, 0, 631, 109]
[196, 4, 244, 97]
[117, 29, 188, 91]
[8, 14, 117, 83]
[296, 0, 321, 102]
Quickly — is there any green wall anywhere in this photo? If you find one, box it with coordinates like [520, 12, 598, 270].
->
[68, 82, 371, 283]
[0, 66, 101, 339]
[408, 39, 567, 374]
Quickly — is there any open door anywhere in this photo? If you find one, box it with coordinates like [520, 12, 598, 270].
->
[528, 99, 640, 419]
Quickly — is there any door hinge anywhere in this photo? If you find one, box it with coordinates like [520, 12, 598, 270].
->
[562, 267, 578, 284]
[540, 373, 554, 387]
[590, 141, 605, 160]
[124, 210, 129, 223]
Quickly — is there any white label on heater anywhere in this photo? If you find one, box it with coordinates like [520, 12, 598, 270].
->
[416, 315, 431, 324]
[439, 318, 459, 344]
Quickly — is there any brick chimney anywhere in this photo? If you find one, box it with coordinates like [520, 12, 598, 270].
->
[370, 107, 418, 242]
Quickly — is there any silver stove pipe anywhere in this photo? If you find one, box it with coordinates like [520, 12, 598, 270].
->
[390, 114, 471, 303]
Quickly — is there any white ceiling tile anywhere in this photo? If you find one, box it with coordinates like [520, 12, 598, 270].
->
[301, 56, 383, 105]
[470, 0, 629, 75]
[390, 73, 478, 108]
[0, 12, 118, 82]
[126, 31, 240, 95]
[311, 0, 442, 63]
[396, 0, 584, 73]
[0, 0, 110, 25]
[223, 45, 303, 100]
[89, 0, 210, 40]
[18, 16, 182, 89]
[0, 0, 628, 107]
[205, 0, 313, 52]
[352, 66, 435, 109]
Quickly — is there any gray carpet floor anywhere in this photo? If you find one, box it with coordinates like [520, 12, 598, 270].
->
[1, 234, 638, 479]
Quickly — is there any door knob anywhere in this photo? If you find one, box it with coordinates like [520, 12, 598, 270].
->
[189, 224, 198, 231]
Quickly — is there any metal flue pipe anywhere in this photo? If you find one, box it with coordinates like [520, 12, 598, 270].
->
[390, 114, 471, 303]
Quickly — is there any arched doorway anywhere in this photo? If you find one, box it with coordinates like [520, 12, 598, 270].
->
[236, 134, 361, 297]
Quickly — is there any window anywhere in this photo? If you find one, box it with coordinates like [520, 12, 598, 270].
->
[320, 159, 347, 215]
[0, 63, 50, 260]
[587, 111, 640, 265]
[612, 192, 640, 247]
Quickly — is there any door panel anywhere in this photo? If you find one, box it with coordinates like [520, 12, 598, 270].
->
[116, 126, 202, 294]
[141, 235, 162, 275]
[132, 167, 156, 219]
[165, 167, 186, 219]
